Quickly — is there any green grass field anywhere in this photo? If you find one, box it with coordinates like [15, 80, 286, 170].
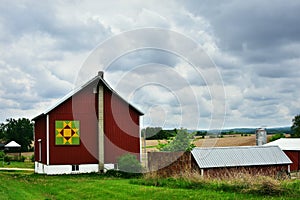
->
[0, 171, 299, 200]
[0, 161, 34, 169]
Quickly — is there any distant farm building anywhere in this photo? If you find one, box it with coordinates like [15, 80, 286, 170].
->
[4, 141, 22, 160]
[256, 128, 267, 146]
[33, 72, 143, 175]
[148, 146, 292, 178]
[265, 138, 300, 171]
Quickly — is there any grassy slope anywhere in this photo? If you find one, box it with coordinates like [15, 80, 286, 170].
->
[0, 171, 298, 200]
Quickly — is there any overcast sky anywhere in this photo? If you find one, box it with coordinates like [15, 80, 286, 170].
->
[0, 0, 299, 129]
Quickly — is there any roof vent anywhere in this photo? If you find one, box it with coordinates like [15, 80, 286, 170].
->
[98, 71, 104, 78]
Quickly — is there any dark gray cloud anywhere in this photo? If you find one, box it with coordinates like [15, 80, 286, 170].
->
[108, 49, 180, 72]
[0, 0, 299, 128]
[0, 0, 111, 52]
[184, 0, 300, 52]
[254, 64, 299, 78]
[182, 0, 300, 127]
[0, 1, 56, 42]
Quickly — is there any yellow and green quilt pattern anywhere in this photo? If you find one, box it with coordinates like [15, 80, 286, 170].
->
[55, 121, 80, 145]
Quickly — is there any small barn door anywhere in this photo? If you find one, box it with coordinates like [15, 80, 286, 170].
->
[38, 139, 42, 162]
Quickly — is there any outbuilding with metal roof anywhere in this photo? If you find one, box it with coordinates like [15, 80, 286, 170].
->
[191, 146, 292, 177]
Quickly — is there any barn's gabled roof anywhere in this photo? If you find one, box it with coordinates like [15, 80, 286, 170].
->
[264, 138, 300, 151]
[191, 146, 292, 169]
[33, 72, 143, 120]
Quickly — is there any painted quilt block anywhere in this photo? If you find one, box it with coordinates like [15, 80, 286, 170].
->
[55, 121, 80, 145]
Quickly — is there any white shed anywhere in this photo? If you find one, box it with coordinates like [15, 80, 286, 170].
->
[5, 141, 21, 148]
[5, 141, 22, 159]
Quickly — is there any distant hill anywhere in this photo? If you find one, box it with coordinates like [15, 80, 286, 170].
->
[264, 127, 292, 134]
[190, 127, 292, 135]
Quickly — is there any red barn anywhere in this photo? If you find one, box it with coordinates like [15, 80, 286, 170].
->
[265, 138, 300, 171]
[33, 72, 143, 174]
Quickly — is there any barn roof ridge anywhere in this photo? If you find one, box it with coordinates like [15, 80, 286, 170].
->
[264, 138, 300, 151]
[33, 72, 143, 120]
[192, 145, 279, 150]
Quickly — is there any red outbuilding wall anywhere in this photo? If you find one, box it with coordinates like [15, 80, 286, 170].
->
[284, 150, 300, 171]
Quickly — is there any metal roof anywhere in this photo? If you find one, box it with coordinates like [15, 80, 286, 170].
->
[5, 141, 21, 148]
[33, 73, 143, 120]
[264, 138, 300, 151]
[191, 146, 292, 169]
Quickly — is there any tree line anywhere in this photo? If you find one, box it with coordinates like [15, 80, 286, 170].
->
[142, 113, 300, 142]
[0, 113, 300, 153]
[0, 118, 33, 152]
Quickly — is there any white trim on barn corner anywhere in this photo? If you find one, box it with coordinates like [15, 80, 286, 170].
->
[35, 162, 99, 175]
[34, 162, 115, 175]
[46, 114, 49, 165]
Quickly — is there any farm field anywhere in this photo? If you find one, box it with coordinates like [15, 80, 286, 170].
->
[145, 134, 273, 151]
[0, 171, 299, 200]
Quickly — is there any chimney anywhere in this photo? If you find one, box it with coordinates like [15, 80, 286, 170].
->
[98, 71, 104, 78]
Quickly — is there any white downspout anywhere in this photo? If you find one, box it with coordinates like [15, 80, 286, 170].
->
[46, 114, 49, 165]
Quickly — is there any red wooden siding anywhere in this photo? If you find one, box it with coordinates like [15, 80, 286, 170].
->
[104, 88, 140, 163]
[48, 81, 99, 165]
[202, 165, 289, 178]
[284, 150, 300, 171]
[34, 115, 47, 164]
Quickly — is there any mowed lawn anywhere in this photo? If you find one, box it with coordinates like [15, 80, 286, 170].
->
[0, 161, 34, 169]
[0, 171, 298, 200]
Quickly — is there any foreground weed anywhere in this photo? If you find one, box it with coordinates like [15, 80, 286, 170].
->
[131, 171, 300, 198]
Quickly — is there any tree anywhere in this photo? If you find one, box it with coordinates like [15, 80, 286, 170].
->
[269, 133, 285, 142]
[141, 127, 177, 140]
[0, 118, 34, 152]
[195, 131, 207, 138]
[291, 114, 300, 138]
[117, 154, 143, 173]
[141, 127, 162, 138]
[158, 128, 195, 152]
